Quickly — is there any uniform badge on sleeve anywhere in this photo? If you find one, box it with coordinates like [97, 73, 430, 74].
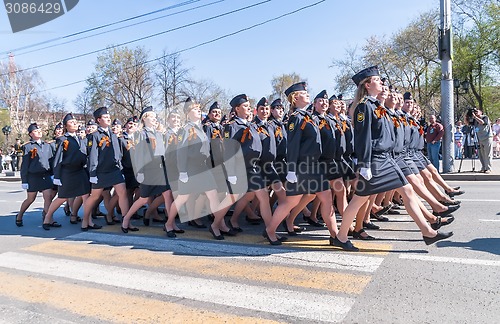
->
[224, 131, 230, 139]
[178, 134, 183, 142]
[357, 113, 364, 122]
[288, 123, 295, 131]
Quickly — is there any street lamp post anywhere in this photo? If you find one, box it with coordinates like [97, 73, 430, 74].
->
[2, 125, 12, 146]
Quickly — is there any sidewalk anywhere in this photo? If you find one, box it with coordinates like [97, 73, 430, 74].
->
[439, 157, 500, 181]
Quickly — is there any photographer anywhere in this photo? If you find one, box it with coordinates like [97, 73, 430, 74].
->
[466, 108, 493, 173]
[425, 115, 444, 171]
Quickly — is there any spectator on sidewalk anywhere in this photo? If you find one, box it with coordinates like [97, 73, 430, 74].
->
[467, 108, 493, 173]
[425, 114, 444, 171]
[454, 121, 464, 159]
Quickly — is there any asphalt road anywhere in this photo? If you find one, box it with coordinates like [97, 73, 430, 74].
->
[0, 180, 498, 323]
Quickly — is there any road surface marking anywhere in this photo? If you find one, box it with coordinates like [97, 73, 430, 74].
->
[399, 254, 500, 267]
[0, 252, 356, 323]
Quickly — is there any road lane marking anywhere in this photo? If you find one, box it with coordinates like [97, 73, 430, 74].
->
[0, 252, 356, 323]
[24, 240, 373, 294]
[478, 219, 500, 222]
[0, 270, 282, 324]
[66, 232, 386, 272]
[399, 254, 500, 267]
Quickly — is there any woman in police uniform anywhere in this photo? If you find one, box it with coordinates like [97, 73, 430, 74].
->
[164, 98, 223, 238]
[335, 66, 453, 251]
[82, 107, 129, 231]
[121, 106, 172, 233]
[16, 123, 55, 227]
[263, 82, 331, 245]
[42, 113, 91, 229]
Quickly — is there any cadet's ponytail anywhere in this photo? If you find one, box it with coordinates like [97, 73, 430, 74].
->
[349, 76, 372, 120]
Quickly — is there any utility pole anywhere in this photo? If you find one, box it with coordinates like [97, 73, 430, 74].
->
[439, 0, 454, 173]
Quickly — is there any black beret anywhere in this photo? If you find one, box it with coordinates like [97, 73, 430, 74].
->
[54, 122, 63, 130]
[112, 118, 122, 126]
[139, 106, 154, 120]
[329, 94, 337, 102]
[337, 94, 343, 100]
[284, 82, 307, 97]
[230, 94, 249, 108]
[208, 101, 220, 113]
[314, 90, 328, 100]
[93, 106, 108, 119]
[86, 120, 97, 126]
[28, 123, 40, 133]
[352, 65, 379, 86]
[256, 97, 268, 107]
[306, 104, 313, 113]
[270, 98, 283, 108]
[403, 92, 413, 101]
[63, 113, 75, 125]
[183, 97, 194, 113]
[381, 77, 388, 86]
[126, 116, 139, 124]
[78, 125, 86, 132]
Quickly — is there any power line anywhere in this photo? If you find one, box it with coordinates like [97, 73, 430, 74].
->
[7, 0, 271, 76]
[14, 0, 226, 58]
[0, 0, 202, 56]
[35, 0, 326, 95]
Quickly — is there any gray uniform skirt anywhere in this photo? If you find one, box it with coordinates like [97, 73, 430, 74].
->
[177, 162, 217, 196]
[356, 153, 408, 196]
[285, 161, 330, 196]
[27, 172, 53, 193]
[92, 169, 125, 189]
[59, 167, 90, 198]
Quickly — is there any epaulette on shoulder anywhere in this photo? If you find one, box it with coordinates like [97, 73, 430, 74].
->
[291, 111, 300, 116]
[359, 97, 368, 104]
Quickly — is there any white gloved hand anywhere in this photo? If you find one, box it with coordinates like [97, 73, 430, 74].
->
[359, 167, 373, 181]
[136, 173, 144, 183]
[352, 158, 358, 165]
[21, 183, 29, 190]
[227, 176, 237, 185]
[53, 179, 62, 186]
[179, 172, 189, 183]
[89, 176, 98, 184]
[286, 171, 298, 183]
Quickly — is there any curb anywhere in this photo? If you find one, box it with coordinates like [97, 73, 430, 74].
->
[440, 173, 500, 181]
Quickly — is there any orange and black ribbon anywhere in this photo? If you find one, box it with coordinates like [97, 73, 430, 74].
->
[399, 116, 408, 126]
[187, 127, 197, 141]
[98, 136, 110, 148]
[374, 106, 387, 119]
[30, 148, 37, 159]
[241, 127, 252, 143]
[341, 120, 348, 132]
[211, 129, 222, 139]
[168, 134, 177, 145]
[257, 126, 269, 137]
[392, 117, 400, 128]
[300, 115, 314, 130]
[419, 126, 424, 135]
[275, 126, 283, 139]
[318, 119, 330, 130]
[126, 140, 133, 151]
[63, 140, 69, 151]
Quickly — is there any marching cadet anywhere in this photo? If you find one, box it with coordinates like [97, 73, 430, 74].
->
[335, 65, 453, 251]
[165, 98, 223, 238]
[210, 94, 267, 240]
[268, 98, 287, 183]
[121, 116, 140, 216]
[42, 113, 90, 229]
[49, 122, 66, 208]
[121, 106, 172, 233]
[86, 120, 98, 135]
[228, 97, 281, 230]
[264, 82, 331, 245]
[77, 125, 86, 139]
[82, 107, 129, 231]
[16, 123, 55, 227]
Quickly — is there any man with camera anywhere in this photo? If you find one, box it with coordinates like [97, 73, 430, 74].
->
[466, 108, 493, 173]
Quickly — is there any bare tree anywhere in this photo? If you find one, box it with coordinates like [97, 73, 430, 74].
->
[181, 78, 226, 112]
[270, 73, 304, 110]
[86, 46, 154, 120]
[74, 86, 95, 122]
[0, 56, 46, 140]
[156, 50, 191, 115]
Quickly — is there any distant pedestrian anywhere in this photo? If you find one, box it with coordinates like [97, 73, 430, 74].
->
[425, 115, 444, 171]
